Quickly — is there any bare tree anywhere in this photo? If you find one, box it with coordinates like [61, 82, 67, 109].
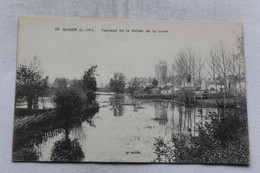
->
[195, 52, 205, 89]
[187, 48, 196, 87]
[206, 48, 218, 91]
[234, 36, 246, 92]
[173, 48, 199, 87]
[230, 36, 246, 108]
[211, 43, 232, 110]
[172, 50, 188, 87]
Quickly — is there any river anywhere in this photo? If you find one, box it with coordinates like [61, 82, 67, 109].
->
[16, 93, 217, 162]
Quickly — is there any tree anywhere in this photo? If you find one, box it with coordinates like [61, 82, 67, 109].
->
[82, 65, 98, 104]
[52, 86, 99, 127]
[213, 43, 232, 110]
[186, 48, 196, 86]
[53, 78, 68, 90]
[82, 65, 98, 92]
[98, 84, 111, 92]
[109, 73, 126, 94]
[16, 57, 48, 109]
[205, 47, 218, 93]
[228, 36, 246, 108]
[173, 48, 203, 88]
[196, 52, 204, 89]
[70, 79, 82, 90]
[53, 87, 88, 116]
[231, 36, 245, 92]
[205, 42, 233, 111]
[127, 78, 141, 96]
[173, 50, 189, 86]
[152, 79, 159, 87]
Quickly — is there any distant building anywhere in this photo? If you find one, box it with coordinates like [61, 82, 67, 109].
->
[226, 77, 246, 91]
[207, 80, 224, 92]
[155, 60, 167, 87]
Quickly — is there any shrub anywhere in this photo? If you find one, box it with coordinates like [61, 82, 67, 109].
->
[53, 88, 88, 116]
[154, 108, 249, 164]
[50, 138, 84, 162]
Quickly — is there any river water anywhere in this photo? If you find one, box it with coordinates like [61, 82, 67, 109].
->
[22, 93, 216, 162]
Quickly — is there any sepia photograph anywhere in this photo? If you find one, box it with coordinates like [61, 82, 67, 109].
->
[12, 17, 249, 164]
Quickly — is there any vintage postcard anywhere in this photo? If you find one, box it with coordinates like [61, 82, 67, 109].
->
[13, 17, 249, 164]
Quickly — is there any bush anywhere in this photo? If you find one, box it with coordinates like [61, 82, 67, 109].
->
[86, 90, 96, 103]
[52, 87, 99, 124]
[154, 108, 249, 164]
[51, 138, 84, 162]
[53, 88, 88, 115]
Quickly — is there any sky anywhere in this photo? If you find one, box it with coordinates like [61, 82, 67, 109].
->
[17, 17, 243, 86]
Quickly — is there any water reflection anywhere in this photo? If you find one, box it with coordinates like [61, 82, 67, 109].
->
[154, 102, 168, 125]
[109, 94, 125, 116]
[49, 107, 99, 162]
[132, 101, 143, 112]
[13, 102, 99, 161]
[172, 104, 208, 137]
[50, 116, 85, 162]
[13, 93, 217, 162]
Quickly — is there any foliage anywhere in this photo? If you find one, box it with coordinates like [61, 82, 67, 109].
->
[152, 79, 159, 87]
[82, 65, 99, 105]
[53, 78, 68, 90]
[12, 141, 41, 161]
[53, 87, 88, 116]
[83, 65, 98, 92]
[153, 136, 175, 162]
[16, 58, 49, 109]
[86, 90, 96, 103]
[154, 108, 249, 164]
[98, 84, 112, 92]
[70, 79, 82, 90]
[109, 73, 126, 94]
[52, 65, 100, 119]
[52, 67, 100, 118]
[144, 85, 153, 94]
[52, 65, 98, 105]
[51, 138, 84, 162]
[127, 78, 142, 96]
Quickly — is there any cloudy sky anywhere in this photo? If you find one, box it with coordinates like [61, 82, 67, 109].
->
[17, 17, 243, 86]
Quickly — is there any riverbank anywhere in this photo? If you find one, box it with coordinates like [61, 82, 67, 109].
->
[14, 108, 54, 119]
[131, 94, 239, 108]
[14, 109, 57, 131]
[133, 94, 174, 100]
[196, 99, 235, 107]
[13, 102, 100, 161]
[14, 101, 99, 131]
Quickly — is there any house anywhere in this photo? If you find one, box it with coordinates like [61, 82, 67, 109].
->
[207, 80, 224, 92]
[161, 88, 173, 95]
[226, 77, 246, 91]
